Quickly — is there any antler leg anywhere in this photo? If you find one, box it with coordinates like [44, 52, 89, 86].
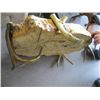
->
[63, 55, 74, 65]
[57, 55, 62, 66]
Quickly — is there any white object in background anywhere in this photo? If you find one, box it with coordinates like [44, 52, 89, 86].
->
[70, 15, 89, 29]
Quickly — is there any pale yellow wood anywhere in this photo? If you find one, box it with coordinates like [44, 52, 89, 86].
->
[12, 14, 92, 58]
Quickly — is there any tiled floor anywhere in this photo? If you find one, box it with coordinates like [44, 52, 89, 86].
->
[1, 13, 100, 87]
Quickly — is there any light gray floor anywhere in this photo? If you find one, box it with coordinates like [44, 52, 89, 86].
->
[1, 13, 100, 87]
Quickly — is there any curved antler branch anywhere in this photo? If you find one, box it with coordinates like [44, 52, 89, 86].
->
[50, 14, 81, 43]
[6, 23, 41, 63]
